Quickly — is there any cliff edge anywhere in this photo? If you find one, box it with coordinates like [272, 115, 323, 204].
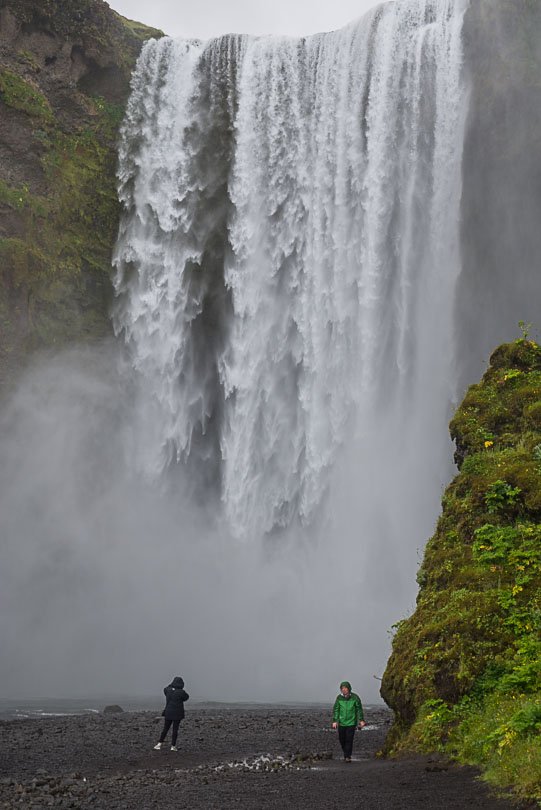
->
[382, 337, 541, 805]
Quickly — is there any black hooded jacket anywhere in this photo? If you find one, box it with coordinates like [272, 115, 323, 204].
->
[162, 677, 189, 720]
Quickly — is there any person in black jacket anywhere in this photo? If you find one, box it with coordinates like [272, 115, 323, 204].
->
[153, 676, 189, 751]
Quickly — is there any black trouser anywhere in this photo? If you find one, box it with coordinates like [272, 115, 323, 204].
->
[159, 718, 181, 745]
[338, 725, 356, 758]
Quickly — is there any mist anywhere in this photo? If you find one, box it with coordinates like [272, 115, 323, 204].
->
[0, 343, 428, 703]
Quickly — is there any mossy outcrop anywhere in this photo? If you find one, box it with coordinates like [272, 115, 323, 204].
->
[382, 338, 541, 805]
[0, 0, 162, 386]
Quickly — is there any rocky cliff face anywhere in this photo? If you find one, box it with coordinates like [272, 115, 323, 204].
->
[382, 338, 541, 803]
[0, 0, 161, 385]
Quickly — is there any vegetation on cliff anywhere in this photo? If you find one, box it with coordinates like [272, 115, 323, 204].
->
[0, 0, 162, 385]
[382, 335, 541, 805]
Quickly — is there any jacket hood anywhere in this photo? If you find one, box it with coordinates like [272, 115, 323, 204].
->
[171, 677, 184, 688]
[340, 681, 352, 691]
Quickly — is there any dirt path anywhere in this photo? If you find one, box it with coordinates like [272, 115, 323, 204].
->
[0, 705, 528, 809]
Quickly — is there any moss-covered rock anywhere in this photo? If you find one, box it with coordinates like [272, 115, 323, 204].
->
[0, 0, 163, 386]
[382, 339, 541, 805]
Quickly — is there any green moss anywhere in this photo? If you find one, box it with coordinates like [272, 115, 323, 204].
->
[16, 50, 41, 72]
[0, 179, 49, 216]
[0, 180, 27, 211]
[88, 96, 125, 141]
[34, 128, 118, 339]
[382, 339, 541, 806]
[0, 237, 47, 286]
[0, 115, 120, 354]
[0, 69, 54, 122]
[450, 340, 541, 461]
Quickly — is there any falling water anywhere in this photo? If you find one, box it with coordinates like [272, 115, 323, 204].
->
[113, 0, 469, 540]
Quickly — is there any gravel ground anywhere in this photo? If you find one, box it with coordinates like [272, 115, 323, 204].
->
[0, 705, 530, 809]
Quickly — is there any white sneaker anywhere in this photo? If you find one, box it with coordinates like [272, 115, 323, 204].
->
[170, 746, 178, 751]
[153, 743, 162, 750]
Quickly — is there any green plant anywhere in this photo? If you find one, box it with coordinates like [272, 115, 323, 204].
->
[518, 320, 533, 340]
[484, 480, 522, 513]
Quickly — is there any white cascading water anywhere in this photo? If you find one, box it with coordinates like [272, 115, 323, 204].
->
[113, 0, 469, 541]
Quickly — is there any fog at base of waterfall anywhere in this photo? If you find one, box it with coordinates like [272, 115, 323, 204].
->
[0, 0, 469, 702]
[0, 343, 447, 701]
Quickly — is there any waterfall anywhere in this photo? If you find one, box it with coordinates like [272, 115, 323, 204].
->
[113, 0, 469, 540]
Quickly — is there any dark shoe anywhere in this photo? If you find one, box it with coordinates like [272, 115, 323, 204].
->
[345, 757, 352, 763]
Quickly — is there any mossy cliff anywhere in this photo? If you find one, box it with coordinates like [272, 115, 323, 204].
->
[0, 0, 162, 385]
[382, 338, 541, 805]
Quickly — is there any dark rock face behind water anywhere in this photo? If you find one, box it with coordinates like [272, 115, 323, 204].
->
[0, 0, 162, 387]
[457, 0, 541, 386]
[0, 706, 522, 809]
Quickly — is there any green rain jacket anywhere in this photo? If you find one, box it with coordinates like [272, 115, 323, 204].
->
[332, 682, 364, 727]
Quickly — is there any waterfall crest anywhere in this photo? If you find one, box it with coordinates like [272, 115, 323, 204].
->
[113, 0, 469, 539]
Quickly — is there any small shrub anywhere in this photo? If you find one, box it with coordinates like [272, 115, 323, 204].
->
[484, 480, 522, 513]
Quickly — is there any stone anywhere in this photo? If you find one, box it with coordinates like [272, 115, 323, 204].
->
[102, 704, 124, 714]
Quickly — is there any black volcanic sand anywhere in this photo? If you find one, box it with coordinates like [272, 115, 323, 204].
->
[0, 705, 527, 809]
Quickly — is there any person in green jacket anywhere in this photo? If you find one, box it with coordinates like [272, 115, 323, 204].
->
[332, 680, 365, 762]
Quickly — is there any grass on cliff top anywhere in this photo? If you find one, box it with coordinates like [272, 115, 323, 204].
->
[382, 337, 541, 806]
[115, 14, 164, 42]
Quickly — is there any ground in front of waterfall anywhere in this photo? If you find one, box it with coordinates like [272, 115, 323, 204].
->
[0, 704, 529, 809]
